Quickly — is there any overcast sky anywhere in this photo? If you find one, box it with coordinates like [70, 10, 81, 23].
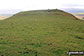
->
[0, 0, 84, 14]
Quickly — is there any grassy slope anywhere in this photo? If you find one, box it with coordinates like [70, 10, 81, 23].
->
[0, 9, 84, 56]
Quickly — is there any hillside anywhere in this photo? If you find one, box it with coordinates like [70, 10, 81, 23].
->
[0, 9, 84, 56]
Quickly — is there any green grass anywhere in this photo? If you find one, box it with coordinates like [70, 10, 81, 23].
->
[0, 9, 84, 56]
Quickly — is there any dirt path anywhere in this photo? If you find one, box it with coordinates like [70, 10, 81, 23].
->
[0, 16, 10, 20]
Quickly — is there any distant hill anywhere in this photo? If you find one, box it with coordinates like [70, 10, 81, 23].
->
[62, 8, 84, 13]
[0, 14, 13, 16]
[0, 9, 22, 16]
[0, 9, 84, 56]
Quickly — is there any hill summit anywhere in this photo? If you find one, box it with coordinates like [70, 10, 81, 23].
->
[13, 9, 78, 20]
[0, 9, 84, 56]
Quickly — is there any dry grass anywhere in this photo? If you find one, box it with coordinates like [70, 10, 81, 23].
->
[75, 16, 83, 19]
[0, 16, 10, 20]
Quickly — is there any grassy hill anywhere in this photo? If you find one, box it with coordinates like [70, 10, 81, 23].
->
[0, 9, 84, 56]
